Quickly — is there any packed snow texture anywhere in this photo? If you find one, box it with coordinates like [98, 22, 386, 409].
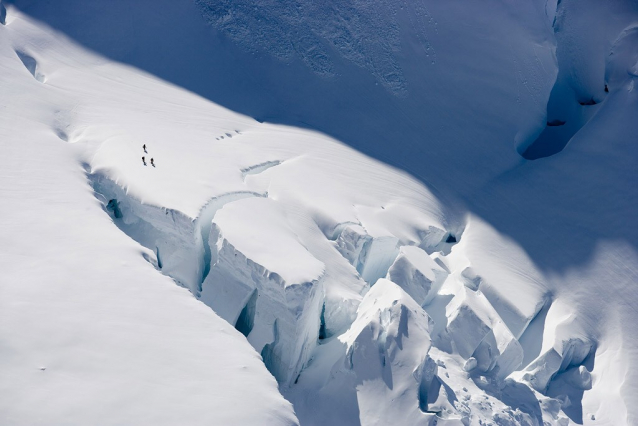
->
[1, 0, 637, 425]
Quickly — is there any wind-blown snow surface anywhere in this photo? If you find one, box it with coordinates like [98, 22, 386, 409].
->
[1, 1, 637, 425]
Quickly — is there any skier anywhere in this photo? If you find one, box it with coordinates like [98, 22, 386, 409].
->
[150, 158, 155, 167]
[142, 156, 146, 165]
[143, 144, 147, 153]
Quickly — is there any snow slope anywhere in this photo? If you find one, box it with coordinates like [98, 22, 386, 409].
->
[1, 0, 637, 425]
[0, 8, 299, 426]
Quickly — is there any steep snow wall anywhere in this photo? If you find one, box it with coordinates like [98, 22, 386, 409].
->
[202, 197, 326, 385]
[89, 173, 267, 295]
[88, 171, 608, 425]
[90, 174, 206, 293]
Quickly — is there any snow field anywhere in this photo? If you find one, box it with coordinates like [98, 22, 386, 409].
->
[2, 0, 638, 425]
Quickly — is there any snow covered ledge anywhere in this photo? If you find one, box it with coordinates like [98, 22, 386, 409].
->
[201, 197, 326, 385]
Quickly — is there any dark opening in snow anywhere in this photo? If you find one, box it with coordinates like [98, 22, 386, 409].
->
[260, 320, 283, 382]
[106, 199, 123, 219]
[418, 376, 442, 413]
[445, 234, 457, 244]
[155, 246, 163, 269]
[578, 97, 598, 106]
[318, 302, 327, 340]
[521, 122, 577, 160]
[546, 119, 566, 127]
[235, 289, 258, 337]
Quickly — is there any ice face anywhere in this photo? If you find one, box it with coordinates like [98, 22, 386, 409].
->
[386, 245, 448, 306]
[202, 197, 325, 385]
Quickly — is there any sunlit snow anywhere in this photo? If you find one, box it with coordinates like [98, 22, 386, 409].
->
[1, 1, 637, 425]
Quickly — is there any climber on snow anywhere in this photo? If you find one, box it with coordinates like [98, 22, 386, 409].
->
[142, 156, 146, 166]
[150, 158, 155, 167]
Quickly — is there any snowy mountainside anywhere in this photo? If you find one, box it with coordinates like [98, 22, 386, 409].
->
[0, 8, 299, 426]
[1, 1, 638, 425]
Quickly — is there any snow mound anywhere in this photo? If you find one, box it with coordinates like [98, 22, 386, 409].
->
[212, 197, 325, 286]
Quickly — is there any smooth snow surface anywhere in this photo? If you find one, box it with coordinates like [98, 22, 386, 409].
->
[1, 0, 637, 425]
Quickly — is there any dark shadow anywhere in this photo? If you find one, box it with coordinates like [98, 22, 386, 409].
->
[578, 98, 599, 106]
[517, 297, 552, 368]
[545, 348, 595, 424]
[522, 123, 576, 160]
[8, 0, 638, 277]
[261, 320, 283, 382]
[439, 378, 458, 406]
[546, 372, 585, 424]
[499, 380, 544, 425]
[423, 293, 455, 351]
[106, 198, 123, 219]
[235, 288, 258, 337]
[318, 302, 327, 340]
[419, 375, 441, 412]
[155, 246, 163, 269]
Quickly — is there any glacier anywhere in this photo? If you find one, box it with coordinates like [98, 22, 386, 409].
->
[1, 0, 637, 425]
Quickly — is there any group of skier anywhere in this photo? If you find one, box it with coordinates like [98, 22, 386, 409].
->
[141, 144, 155, 167]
